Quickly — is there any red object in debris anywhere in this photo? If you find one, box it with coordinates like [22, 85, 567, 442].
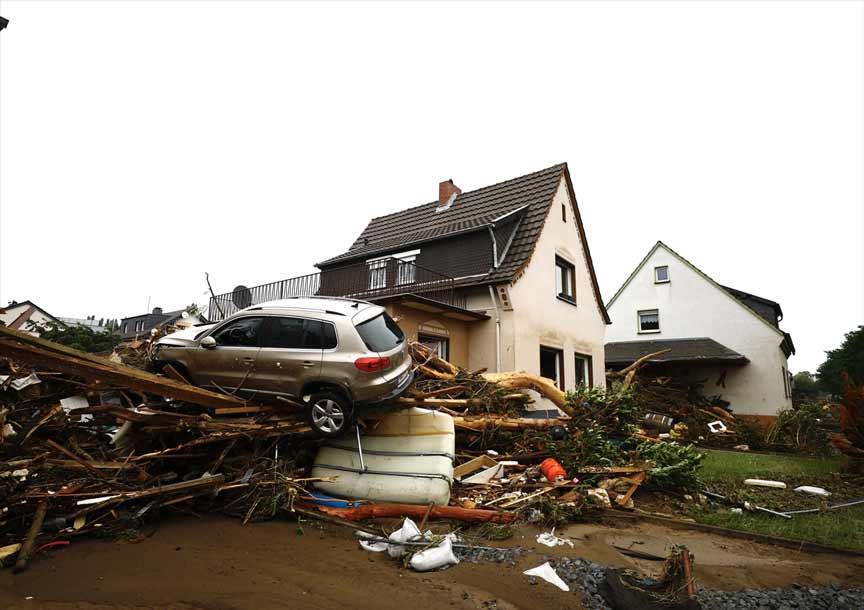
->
[540, 458, 567, 482]
[34, 540, 70, 554]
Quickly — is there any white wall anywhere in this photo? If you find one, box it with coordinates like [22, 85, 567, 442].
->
[501, 177, 608, 390]
[606, 244, 792, 416]
[0, 303, 56, 336]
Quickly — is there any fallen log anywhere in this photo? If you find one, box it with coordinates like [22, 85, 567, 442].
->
[481, 372, 571, 415]
[452, 415, 567, 431]
[313, 502, 515, 524]
[0, 332, 244, 410]
[13, 499, 48, 573]
[410, 342, 459, 376]
[606, 349, 672, 379]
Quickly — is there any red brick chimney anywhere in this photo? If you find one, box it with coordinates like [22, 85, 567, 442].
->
[438, 179, 461, 206]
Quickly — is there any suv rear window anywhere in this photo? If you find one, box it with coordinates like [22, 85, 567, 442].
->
[262, 317, 338, 350]
[355, 312, 404, 352]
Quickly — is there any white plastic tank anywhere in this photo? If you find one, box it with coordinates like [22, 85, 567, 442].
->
[311, 408, 455, 506]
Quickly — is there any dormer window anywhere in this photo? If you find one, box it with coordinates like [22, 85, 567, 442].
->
[655, 266, 669, 283]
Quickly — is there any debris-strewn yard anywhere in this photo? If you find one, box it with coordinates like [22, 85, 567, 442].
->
[693, 450, 864, 552]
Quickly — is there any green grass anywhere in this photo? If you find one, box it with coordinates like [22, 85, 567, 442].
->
[693, 450, 864, 552]
[698, 450, 843, 482]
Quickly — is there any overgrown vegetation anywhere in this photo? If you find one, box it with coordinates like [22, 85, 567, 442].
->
[766, 401, 835, 456]
[817, 324, 864, 396]
[25, 320, 120, 353]
[633, 440, 703, 491]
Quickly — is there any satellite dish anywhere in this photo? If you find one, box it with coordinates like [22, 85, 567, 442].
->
[232, 285, 253, 309]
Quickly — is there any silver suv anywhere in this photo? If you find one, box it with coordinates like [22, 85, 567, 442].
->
[152, 297, 413, 436]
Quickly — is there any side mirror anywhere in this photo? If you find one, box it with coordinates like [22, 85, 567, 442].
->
[200, 336, 217, 349]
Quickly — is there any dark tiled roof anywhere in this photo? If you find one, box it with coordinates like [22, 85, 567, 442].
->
[721, 285, 782, 327]
[318, 164, 565, 268]
[605, 337, 749, 366]
[317, 163, 611, 323]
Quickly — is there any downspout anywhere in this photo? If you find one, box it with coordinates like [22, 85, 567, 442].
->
[488, 285, 501, 373]
[487, 226, 501, 373]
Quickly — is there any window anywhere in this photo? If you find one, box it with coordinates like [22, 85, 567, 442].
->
[574, 353, 593, 387]
[561, 203, 567, 222]
[396, 255, 416, 285]
[555, 256, 576, 302]
[355, 312, 405, 352]
[122, 323, 128, 334]
[262, 317, 338, 349]
[654, 266, 669, 283]
[135, 320, 144, 332]
[782, 366, 790, 398]
[418, 333, 449, 361]
[367, 259, 388, 290]
[638, 309, 660, 333]
[540, 346, 564, 390]
[213, 316, 263, 347]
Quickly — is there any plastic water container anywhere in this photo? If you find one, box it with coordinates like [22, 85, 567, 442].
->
[311, 408, 455, 506]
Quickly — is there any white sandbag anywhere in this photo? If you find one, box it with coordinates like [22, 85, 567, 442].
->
[409, 536, 459, 572]
[744, 479, 787, 489]
[523, 561, 570, 592]
[795, 485, 831, 497]
[387, 518, 422, 558]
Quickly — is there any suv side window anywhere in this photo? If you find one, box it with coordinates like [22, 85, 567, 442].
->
[262, 317, 338, 350]
[212, 317, 263, 347]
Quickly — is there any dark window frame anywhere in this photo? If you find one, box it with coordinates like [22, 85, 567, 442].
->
[258, 316, 339, 351]
[540, 345, 565, 391]
[561, 202, 567, 223]
[555, 256, 576, 304]
[574, 352, 593, 387]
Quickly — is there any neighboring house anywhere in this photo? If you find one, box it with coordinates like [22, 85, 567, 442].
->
[0, 300, 60, 335]
[209, 163, 611, 391]
[605, 241, 795, 419]
[119, 307, 205, 342]
[57, 317, 109, 334]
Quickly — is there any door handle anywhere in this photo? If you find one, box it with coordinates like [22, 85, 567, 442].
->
[241, 357, 255, 365]
[303, 360, 316, 368]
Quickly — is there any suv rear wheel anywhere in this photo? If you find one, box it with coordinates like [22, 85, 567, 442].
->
[307, 391, 353, 437]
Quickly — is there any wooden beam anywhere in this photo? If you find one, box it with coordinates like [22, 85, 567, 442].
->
[0, 335, 244, 410]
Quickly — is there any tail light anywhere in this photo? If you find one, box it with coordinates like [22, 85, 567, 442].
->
[355, 357, 390, 372]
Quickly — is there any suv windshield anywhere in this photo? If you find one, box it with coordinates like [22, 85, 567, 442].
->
[355, 312, 404, 352]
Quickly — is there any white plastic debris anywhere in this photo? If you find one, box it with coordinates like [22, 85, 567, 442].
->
[536, 530, 574, 548]
[523, 562, 570, 591]
[795, 485, 831, 497]
[357, 532, 389, 553]
[744, 479, 787, 489]
[10, 373, 41, 391]
[76, 495, 120, 506]
[60, 395, 89, 412]
[462, 463, 504, 484]
[409, 536, 460, 572]
[730, 508, 743, 514]
[387, 518, 423, 558]
[2, 423, 16, 439]
[587, 487, 612, 508]
[707, 420, 727, 433]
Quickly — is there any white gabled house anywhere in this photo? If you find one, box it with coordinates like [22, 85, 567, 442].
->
[605, 241, 795, 419]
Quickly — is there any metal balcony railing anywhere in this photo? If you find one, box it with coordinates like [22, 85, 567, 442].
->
[208, 258, 465, 321]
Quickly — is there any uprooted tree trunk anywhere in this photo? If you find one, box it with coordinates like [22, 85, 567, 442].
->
[480, 372, 573, 417]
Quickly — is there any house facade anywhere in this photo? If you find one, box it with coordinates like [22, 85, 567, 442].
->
[119, 307, 205, 342]
[605, 241, 795, 418]
[210, 164, 610, 392]
[0, 301, 59, 335]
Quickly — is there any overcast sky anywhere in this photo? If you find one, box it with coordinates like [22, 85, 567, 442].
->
[0, 1, 861, 373]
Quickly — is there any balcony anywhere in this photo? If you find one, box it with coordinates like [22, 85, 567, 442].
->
[208, 258, 466, 321]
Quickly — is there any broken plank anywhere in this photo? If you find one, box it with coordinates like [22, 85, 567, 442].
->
[0, 335, 244, 410]
[214, 406, 273, 415]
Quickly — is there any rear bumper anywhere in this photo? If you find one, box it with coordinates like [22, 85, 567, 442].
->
[356, 368, 414, 405]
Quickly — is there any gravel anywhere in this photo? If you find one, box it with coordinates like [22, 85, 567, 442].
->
[455, 544, 526, 566]
[551, 557, 864, 610]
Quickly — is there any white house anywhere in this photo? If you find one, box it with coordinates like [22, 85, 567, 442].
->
[605, 241, 795, 419]
[0, 301, 59, 335]
[211, 163, 611, 393]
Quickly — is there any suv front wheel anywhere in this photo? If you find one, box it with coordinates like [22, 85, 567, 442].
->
[307, 391, 353, 437]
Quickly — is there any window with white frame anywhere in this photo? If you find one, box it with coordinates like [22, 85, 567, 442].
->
[574, 353, 592, 387]
[367, 259, 388, 290]
[396, 254, 416, 285]
[654, 265, 669, 283]
[638, 309, 660, 333]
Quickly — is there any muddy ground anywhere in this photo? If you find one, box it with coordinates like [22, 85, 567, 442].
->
[2, 514, 863, 610]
